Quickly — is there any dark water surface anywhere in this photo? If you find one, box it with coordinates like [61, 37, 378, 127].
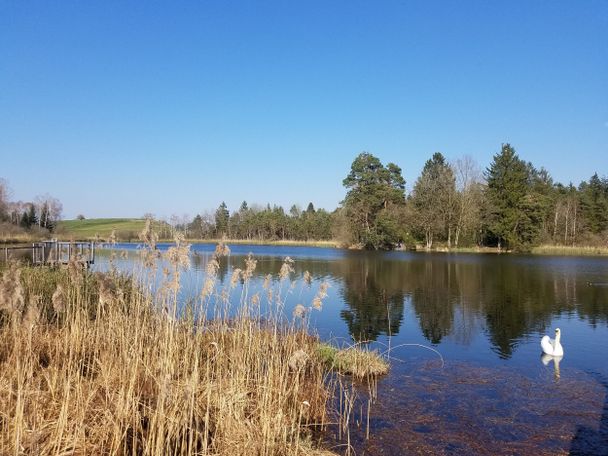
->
[97, 244, 608, 455]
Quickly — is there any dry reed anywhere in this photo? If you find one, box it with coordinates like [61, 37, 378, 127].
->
[0, 229, 385, 455]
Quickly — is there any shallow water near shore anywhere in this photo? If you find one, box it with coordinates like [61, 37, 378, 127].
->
[96, 243, 608, 455]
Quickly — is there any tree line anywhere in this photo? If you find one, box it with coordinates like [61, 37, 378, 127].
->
[175, 201, 334, 242]
[2, 143, 606, 251]
[0, 178, 63, 236]
[181, 144, 607, 251]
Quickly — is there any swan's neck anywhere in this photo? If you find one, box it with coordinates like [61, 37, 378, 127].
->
[555, 332, 561, 344]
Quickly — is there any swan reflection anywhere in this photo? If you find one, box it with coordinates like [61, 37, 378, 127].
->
[541, 353, 562, 381]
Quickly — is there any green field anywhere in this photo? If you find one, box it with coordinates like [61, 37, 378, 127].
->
[57, 218, 151, 240]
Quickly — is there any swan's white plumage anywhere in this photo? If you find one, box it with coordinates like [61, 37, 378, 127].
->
[541, 328, 564, 357]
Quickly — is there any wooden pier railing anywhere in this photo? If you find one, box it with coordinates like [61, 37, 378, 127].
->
[2, 240, 96, 267]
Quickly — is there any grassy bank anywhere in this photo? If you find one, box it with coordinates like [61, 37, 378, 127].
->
[424, 246, 503, 254]
[531, 244, 608, 256]
[57, 219, 340, 247]
[0, 234, 386, 455]
[410, 244, 608, 256]
[187, 238, 340, 248]
[57, 218, 152, 239]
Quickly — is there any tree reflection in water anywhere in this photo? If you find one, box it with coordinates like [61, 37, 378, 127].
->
[329, 253, 608, 358]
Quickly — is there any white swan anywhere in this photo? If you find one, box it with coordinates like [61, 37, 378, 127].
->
[541, 328, 564, 357]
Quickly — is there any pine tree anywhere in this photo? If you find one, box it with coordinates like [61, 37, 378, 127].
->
[214, 202, 230, 237]
[580, 173, 608, 235]
[485, 144, 542, 250]
[342, 152, 406, 249]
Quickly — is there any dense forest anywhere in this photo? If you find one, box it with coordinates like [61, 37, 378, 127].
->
[179, 145, 607, 251]
[2, 144, 607, 251]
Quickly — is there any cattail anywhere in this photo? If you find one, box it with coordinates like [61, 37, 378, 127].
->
[97, 276, 115, 307]
[312, 282, 329, 310]
[201, 277, 214, 299]
[138, 218, 158, 249]
[303, 271, 312, 286]
[279, 257, 294, 281]
[23, 301, 40, 331]
[165, 245, 190, 269]
[67, 255, 84, 283]
[165, 233, 190, 269]
[288, 349, 308, 371]
[312, 296, 322, 310]
[0, 264, 25, 318]
[242, 253, 257, 281]
[142, 250, 159, 269]
[109, 229, 117, 245]
[293, 304, 306, 319]
[230, 268, 242, 288]
[318, 281, 329, 299]
[52, 284, 66, 313]
[214, 241, 230, 257]
[220, 289, 229, 303]
[262, 274, 272, 290]
[206, 258, 220, 277]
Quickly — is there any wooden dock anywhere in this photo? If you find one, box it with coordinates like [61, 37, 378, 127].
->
[2, 240, 96, 267]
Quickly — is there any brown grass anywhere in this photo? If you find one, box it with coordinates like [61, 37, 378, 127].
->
[316, 344, 389, 379]
[0, 235, 383, 455]
[188, 239, 340, 248]
[531, 244, 608, 256]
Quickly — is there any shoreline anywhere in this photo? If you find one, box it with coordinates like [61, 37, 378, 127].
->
[3, 235, 607, 257]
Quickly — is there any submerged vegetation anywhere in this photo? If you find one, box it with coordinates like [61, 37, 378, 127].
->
[0, 224, 387, 455]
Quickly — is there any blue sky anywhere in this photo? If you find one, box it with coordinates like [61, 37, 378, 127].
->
[1, 1, 607, 219]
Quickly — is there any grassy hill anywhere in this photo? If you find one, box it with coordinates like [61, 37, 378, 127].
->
[57, 218, 154, 240]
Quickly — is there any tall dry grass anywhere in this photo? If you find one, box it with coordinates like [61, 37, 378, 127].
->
[0, 223, 384, 455]
[531, 244, 608, 256]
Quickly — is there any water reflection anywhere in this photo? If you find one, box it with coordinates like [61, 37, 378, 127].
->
[332, 253, 405, 341]
[97, 246, 608, 360]
[331, 253, 608, 359]
[540, 353, 562, 381]
[89, 244, 608, 455]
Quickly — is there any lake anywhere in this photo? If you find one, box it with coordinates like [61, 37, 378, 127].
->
[96, 243, 608, 455]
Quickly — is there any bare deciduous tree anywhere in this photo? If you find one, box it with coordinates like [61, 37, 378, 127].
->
[453, 156, 483, 247]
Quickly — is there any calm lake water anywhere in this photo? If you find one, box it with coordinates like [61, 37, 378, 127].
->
[97, 243, 608, 455]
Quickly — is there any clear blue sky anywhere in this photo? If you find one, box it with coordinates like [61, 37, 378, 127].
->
[1, 1, 607, 219]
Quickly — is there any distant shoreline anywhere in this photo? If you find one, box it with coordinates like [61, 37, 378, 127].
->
[3, 229, 607, 257]
[165, 238, 341, 248]
[102, 241, 608, 256]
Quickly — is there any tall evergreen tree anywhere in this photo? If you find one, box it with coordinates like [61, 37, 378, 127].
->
[580, 173, 608, 235]
[411, 152, 456, 248]
[214, 202, 230, 237]
[485, 144, 542, 250]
